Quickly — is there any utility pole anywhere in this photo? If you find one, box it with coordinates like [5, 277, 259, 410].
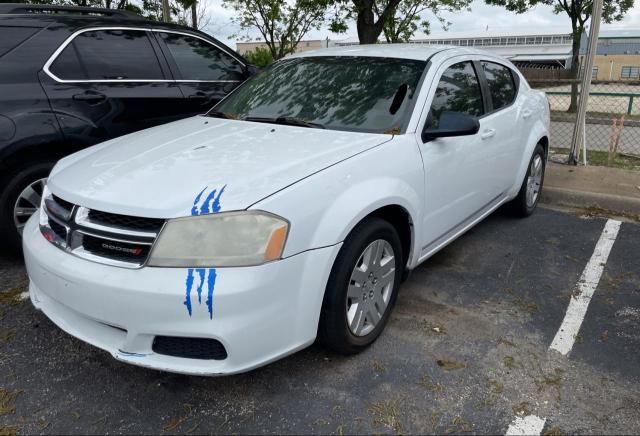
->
[568, 0, 603, 165]
[162, 0, 170, 23]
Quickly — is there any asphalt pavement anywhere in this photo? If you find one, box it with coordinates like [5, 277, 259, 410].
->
[1, 206, 639, 435]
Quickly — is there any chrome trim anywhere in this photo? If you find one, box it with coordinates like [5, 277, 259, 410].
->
[74, 206, 158, 239]
[75, 229, 154, 246]
[43, 26, 246, 84]
[40, 194, 162, 269]
[70, 246, 145, 269]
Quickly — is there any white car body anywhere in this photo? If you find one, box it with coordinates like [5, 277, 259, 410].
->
[23, 44, 550, 375]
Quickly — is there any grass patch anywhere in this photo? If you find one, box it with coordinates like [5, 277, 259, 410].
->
[0, 288, 24, 306]
[436, 359, 468, 370]
[551, 147, 640, 170]
[367, 399, 403, 434]
[0, 389, 20, 416]
[0, 425, 19, 436]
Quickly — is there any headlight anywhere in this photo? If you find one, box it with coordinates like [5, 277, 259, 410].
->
[147, 211, 289, 267]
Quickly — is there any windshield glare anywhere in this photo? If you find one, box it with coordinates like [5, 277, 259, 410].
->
[214, 56, 427, 133]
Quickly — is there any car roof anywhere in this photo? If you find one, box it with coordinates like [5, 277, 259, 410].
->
[287, 44, 495, 61]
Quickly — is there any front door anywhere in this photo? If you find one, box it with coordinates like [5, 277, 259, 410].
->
[154, 31, 246, 115]
[418, 59, 501, 255]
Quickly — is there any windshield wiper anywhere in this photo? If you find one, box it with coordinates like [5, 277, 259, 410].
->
[206, 110, 233, 119]
[244, 116, 325, 129]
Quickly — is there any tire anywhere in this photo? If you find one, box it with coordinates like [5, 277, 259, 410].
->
[318, 217, 404, 355]
[509, 144, 546, 218]
[0, 162, 54, 253]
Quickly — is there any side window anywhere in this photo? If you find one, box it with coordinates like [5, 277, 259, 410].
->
[158, 32, 244, 81]
[50, 29, 163, 80]
[429, 61, 484, 128]
[481, 61, 517, 111]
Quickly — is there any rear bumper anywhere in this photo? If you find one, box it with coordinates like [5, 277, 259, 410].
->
[23, 215, 341, 375]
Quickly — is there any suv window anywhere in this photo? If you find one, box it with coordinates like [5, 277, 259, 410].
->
[429, 61, 484, 128]
[159, 32, 244, 81]
[481, 61, 516, 111]
[50, 29, 163, 80]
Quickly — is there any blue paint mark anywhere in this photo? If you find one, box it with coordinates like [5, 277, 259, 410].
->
[211, 184, 226, 213]
[182, 186, 226, 319]
[191, 186, 208, 216]
[184, 268, 194, 316]
[200, 188, 217, 214]
[206, 268, 217, 319]
[117, 350, 148, 358]
[195, 268, 206, 304]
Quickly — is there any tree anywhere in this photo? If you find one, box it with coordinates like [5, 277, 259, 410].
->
[484, 0, 634, 112]
[329, 0, 469, 45]
[223, 0, 329, 60]
[244, 46, 275, 67]
[381, 0, 471, 43]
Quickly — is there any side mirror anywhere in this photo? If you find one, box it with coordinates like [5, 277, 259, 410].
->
[422, 111, 480, 143]
[244, 64, 260, 77]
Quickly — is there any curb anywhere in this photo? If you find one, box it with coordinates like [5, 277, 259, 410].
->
[540, 186, 640, 216]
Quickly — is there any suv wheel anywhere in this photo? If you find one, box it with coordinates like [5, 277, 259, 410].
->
[318, 217, 403, 354]
[0, 162, 53, 252]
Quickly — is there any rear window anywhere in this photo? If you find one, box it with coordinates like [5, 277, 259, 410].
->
[481, 61, 517, 111]
[50, 29, 164, 80]
[0, 26, 40, 57]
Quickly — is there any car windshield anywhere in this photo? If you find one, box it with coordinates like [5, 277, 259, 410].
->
[212, 56, 428, 134]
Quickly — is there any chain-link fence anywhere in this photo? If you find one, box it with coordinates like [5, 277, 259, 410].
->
[523, 69, 640, 170]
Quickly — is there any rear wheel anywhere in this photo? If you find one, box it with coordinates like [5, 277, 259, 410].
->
[0, 162, 53, 252]
[318, 217, 403, 354]
[509, 144, 545, 217]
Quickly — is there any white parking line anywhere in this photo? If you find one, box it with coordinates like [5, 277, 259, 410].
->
[550, 219, 622, 356]
[506, 415, 546, 435]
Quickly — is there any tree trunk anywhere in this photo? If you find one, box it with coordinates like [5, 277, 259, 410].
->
[568, 29, 581, 113]
[356, 6, 383, 44]
[191, 2, 197, 29]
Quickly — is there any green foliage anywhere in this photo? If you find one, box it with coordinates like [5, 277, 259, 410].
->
[381, 0, 471, 43]
[223, 0, 328, 60]
[243, 46, 274, 68]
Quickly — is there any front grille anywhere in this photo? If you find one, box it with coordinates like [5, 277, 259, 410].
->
[81, 233, 151, 263]
[41, 194, 165, 268]
[152, 336, 228, 360]
[48, 218, 67, 240]
[88, 209, 165, 233]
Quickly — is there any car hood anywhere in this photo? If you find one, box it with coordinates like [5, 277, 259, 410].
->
[48, 116, 392, 218]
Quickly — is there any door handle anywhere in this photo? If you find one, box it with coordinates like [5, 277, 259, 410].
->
[72, 92, 106, 102]
[522, 109, 533, 119]
[480, 128, 496, 140]
[188, 91, 208, 99]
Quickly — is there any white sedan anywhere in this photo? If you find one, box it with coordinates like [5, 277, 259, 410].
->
[23, 44, 550, 375]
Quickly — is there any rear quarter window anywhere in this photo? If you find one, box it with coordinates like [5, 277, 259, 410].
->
[0, 26, 40, 57]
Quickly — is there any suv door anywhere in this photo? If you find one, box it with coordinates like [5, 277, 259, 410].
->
[154, 31, 246, 114]
[418, 59, 500, 255]
[40, 28, 185, 147]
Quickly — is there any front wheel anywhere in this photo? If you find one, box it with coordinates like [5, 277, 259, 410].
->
[0, 162, 53, 252]
[509, 144, 546, 217]
[318, 217, 403, 355]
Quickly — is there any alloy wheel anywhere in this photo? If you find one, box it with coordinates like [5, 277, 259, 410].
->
[346, 239, 396, 337]
[13, 178, 46, 235]
[526, 154, 543, 208]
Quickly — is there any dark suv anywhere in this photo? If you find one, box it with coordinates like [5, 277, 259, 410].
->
[0, 4, 253, 250]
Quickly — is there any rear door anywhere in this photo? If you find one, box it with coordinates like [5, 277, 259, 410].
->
[154, 31, 246, 114]
[40, 28, 185, 148]
[476, 60, 521, 191]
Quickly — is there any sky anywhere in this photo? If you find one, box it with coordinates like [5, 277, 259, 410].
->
[200, 0, 640, 48]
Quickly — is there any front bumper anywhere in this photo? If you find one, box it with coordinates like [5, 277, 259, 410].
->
[23, 215, 341, 375]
